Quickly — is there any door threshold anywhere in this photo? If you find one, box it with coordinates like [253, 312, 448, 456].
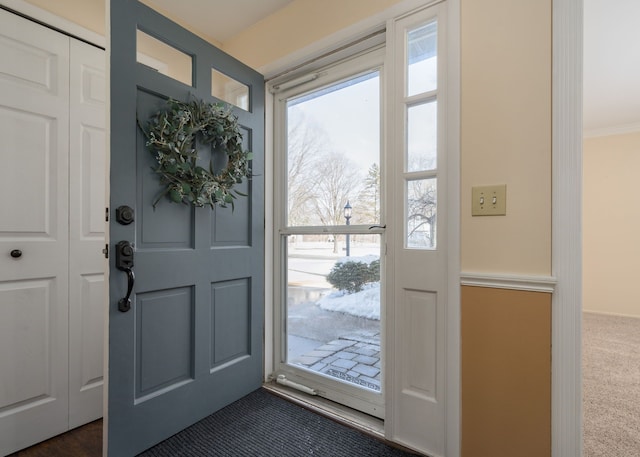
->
[262, 381, 385, 438]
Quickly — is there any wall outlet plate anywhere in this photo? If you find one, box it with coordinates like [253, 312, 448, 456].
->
[471, 185, 507, 216]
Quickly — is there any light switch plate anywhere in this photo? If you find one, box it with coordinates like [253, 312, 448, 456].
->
[472, 185, 507, 216]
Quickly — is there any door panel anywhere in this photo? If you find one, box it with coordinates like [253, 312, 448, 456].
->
[68, 38, 106, 429]
[0, 9, 70, 455]
[108, 2, 264, 455]
[135, 287, 194, 399]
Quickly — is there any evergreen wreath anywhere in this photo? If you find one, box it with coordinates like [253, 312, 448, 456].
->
[143, 98, 252, 209]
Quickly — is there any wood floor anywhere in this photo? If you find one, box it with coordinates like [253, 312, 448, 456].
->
[7, 420, 102, 457]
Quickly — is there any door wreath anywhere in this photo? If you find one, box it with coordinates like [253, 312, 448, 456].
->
[142, 98, 253, 209]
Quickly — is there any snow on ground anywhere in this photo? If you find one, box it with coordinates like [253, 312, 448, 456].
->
[318, 282, 380, 320]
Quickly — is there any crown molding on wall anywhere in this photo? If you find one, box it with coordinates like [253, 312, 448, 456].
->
[584, 120, 640, 139]
[0, 0, 105, 47]
[460, 272, 557, 293]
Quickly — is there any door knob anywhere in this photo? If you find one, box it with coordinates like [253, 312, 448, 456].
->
[10, 249, 22, 258]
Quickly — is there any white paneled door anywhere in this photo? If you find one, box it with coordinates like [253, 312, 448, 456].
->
[0, 9, 105, 455]
[387, 3, 448, 456]
[68, 38, 106, 430]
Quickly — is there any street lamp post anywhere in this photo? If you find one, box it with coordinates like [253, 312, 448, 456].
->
[344, 201, 352, 257]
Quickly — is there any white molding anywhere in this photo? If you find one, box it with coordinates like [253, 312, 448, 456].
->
[263, 84, 275, 382]
[583, 310, 640, 320]
[460, 273, 556, 294]
[0, 0, 105, 48]
[583, 120, 640, 139]
[445, 1, 461, 456]
[552, 1, 583, 457]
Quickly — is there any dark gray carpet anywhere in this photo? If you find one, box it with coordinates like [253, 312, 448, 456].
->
[139, 388, 418, 456]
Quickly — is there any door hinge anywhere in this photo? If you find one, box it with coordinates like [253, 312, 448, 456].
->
[105, 207, 109, 222]
[102, 243, 109, 259]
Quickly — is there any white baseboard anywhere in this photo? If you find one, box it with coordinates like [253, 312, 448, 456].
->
[583, 310, 640, 320]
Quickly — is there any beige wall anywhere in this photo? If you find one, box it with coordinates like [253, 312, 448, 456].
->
[459, 1, 552, 453]
[23, 0, 223, 48]
[460, 0, 552, 275]
[583, 131, 640, 318]
[24, 0, 105, 35]
[222, 0, 402, 69]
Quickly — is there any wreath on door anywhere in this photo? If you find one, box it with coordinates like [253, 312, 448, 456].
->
[142, 98, 252, 209]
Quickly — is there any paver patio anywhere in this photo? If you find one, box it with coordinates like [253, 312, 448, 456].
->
[290, 330, 381, 391]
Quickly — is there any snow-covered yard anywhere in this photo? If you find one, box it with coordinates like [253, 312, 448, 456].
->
[318, 282, 380, 320]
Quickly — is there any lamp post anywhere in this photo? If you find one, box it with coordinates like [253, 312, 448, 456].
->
[344, 201, 352, 257]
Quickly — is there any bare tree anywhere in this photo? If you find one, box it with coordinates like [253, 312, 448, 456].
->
[407, 180, 437, 248]
[286, 114, 323, 226]
[309, 150, 362, 252]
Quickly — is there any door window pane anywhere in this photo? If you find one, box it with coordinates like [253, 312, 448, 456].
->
[286, 72, 380, 226]
[211, 69, 249, 110]
[286, 234, 382, 392]
[407, 20, 437, 96]
[407, 178, 437, 249]
[136, 29, 192, 86]
[407, 100, 437, 172]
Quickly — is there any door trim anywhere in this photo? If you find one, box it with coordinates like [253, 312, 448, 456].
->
[551, 0, 583, 456]
[263, 0, 460, 454]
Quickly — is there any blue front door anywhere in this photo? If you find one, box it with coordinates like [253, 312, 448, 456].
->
[108, 2, 264, 455]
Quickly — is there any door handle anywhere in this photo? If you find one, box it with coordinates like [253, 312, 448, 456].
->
[119, 268, 135, 312]
[115, 241, 135, 312]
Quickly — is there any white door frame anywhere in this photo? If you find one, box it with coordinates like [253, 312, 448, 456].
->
[551, 0, 583, 456]
[262, 0, 461, 455]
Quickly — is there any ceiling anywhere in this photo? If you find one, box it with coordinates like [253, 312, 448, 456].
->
[146, 0, 293, 43]
[583, 0, 640, 134]
[146, 0, 639, 136]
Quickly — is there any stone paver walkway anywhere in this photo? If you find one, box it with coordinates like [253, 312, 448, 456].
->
[291, 330, 381, 391]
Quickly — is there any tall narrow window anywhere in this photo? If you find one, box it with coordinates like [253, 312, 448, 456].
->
[404, 18, 439, 250]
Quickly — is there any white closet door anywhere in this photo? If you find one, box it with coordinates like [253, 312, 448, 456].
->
[0, 9, 71, 455]
[68, 38, 106, 429]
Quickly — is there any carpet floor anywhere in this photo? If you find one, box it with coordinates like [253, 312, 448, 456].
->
[583, 312, 640, 457]
[139, 388, 418, 456]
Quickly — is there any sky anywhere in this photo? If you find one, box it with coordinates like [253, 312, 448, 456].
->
[288, 71, 381, 176]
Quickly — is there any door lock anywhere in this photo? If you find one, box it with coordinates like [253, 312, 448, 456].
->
[115, 205, 135, 225]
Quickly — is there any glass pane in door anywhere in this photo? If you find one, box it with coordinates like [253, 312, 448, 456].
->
[407, 100, 437, 172]
[286, 234, 382, 391]
[286, 71, 380, 227]
[282, 65, 383, 400]
[407, 20, 438, 96]
[407, 178, 437, 249]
